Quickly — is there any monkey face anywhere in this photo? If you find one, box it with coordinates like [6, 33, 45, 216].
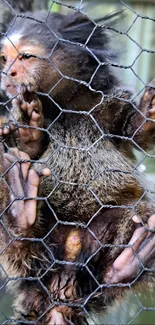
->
[0, 36, 76, 101]
[0, 35, 48, 98]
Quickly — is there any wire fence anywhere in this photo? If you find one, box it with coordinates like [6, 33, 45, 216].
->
[0, 0, 155, 324]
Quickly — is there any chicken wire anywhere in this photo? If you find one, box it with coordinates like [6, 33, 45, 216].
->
[0, 0, 155, 324]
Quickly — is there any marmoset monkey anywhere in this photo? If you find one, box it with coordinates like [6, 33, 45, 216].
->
[0, 10, 155, 325]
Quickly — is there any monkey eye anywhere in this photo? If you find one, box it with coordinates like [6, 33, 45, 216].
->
[20, 53, 33, 60]
[0, 53, 7, 65]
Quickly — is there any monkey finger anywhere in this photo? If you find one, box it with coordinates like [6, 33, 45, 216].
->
[4, 156, 24, 197]
[24, 168, 40, 226]
[0, 121, 18, 139]
[7, 134, 18, 148]
[19, 83, 27, 95]
[6, 148, 22, 161]
[9, 200, 28, 229]
[20, 100, 28, 112]
[9, 125, 21, 146]
[20, 161, 31, 182]
[27, 83, 36, 93]
[0, 125, 10, 135]
[128, 227, 148, 252]
[9, 121, 18, 132]
[8, 148, 30, 161]
[30, 111, 43, 130]
[5, 149, 31, 182]
[113, 227, 147, 267]
[12, 98, 22, 107]
[21, 101, 33, 117]
[4, 151, 20, 165]
[34, 165, 51, 177]
[31, 99, 42, 113]
[15, 150, 31, 181]
[138, 234, 155, 263]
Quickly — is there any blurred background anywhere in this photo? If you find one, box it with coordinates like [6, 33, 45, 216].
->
[0, 0, 155, 324]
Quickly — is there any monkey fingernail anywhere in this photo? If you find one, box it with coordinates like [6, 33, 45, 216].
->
[41, 168, 51, 176]
[132, 215, 141, 224]
[3, 126, 10, 135]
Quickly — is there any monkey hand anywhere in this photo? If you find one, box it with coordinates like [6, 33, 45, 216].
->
[140, 78, 155, 132]
[3, 147, 50, 230]
[0, 96, 44, 159]
[104, 214, 155, 284]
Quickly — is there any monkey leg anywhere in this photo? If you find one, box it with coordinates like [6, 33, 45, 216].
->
[104, 213, 155, 284]
[0, 96, 45, 159]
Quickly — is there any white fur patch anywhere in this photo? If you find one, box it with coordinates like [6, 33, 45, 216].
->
[2, 33, 22, 46]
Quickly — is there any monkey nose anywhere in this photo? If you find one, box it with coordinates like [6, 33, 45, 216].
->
[10, 70, 17, 77]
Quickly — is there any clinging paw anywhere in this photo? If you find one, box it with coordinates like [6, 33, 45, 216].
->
[4, 148, 50, 230]
[104, 214, 155, 284]
[12, 96, 45, 158]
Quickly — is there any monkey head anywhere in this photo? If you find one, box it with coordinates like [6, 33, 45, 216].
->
[0, 11, 118, 102]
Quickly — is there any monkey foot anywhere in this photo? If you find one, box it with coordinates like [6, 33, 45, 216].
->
[4, 148, 50, 229]
[104, 214, 155, 284]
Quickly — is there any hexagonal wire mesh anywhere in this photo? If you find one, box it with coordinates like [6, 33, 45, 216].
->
[0, 0, 155, 324]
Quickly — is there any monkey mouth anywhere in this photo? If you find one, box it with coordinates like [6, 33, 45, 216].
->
[5, 83, 36, 103]
[15, 83, 37, 103]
